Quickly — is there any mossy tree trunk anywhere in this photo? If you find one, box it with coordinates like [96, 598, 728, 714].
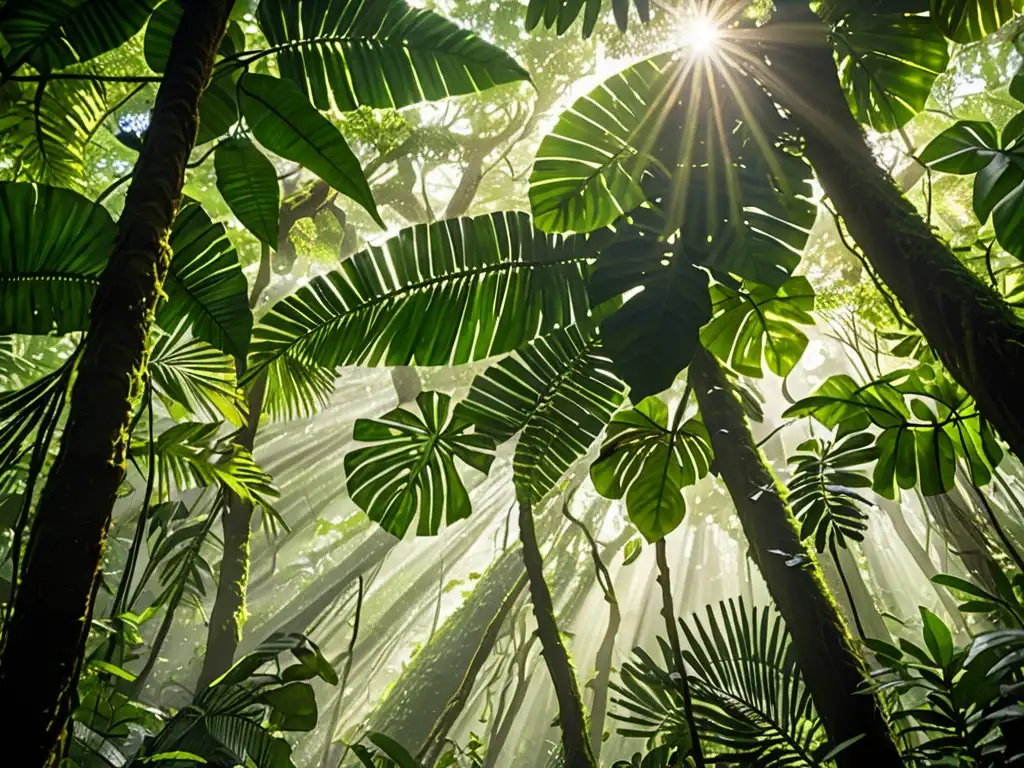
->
[689, 347, 902, 768]
[767, 6, 1024, 463]
[0, 3, 232, 764]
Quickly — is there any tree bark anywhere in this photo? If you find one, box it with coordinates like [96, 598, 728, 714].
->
[689, 347, 901, 768]
[518, 501, 596, 768]
[765, 7, 1024, 463]
[0, 2, 232, 764]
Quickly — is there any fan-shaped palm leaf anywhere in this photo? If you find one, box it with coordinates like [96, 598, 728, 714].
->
[930, 0, 1022, 42]
[256, 0, 530, 112]
[456, 323, 627, 504]
[524, 0, 651, 37]
[0, 182, 115, 336]
[245, 212, 602, 412]
[344, 391, 496, 538]
[591, 396, 712, 541]
[149, 326, 245, 426]
[788, 434, 878, 553]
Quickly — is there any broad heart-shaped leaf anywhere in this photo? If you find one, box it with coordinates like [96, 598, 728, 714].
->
[525, 0, 651, 37]
[788, 434, 877, 553]
[700, 276, 815, 379]
[257, 0, 530, 112]
[588, 212, 713, 400]
[0, 182, 115, 335]
[590, 397, 712, 542]
[246, 211, 601, 401]
[159, 202, 253, 361]
[785, 366, 1003, 500]
[215, 138, 281, 248]
[239, 73, 382, 228]
[0, 0, 159, 72]
[832, 6, 949, 132]
[344, 391, 496, 538]
[930, 0, 1023, 42]
[455, 323, 627, 504]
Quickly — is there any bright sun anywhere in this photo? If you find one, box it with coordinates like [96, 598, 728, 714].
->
[677, 16, 721, 53]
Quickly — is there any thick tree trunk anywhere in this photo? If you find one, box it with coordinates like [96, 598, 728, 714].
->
[689, 347, 901, 768]
[518, 501, 596, 768]
[765, 7, 1024, 463]
[0, 3, 232, 764]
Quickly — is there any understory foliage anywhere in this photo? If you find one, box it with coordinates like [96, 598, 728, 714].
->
[5, 0, 1024, 767]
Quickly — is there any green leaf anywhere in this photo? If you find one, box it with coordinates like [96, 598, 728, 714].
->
[258, 0, 530, 111]
[623, 536, 643, 565]
[138, 752, 208, 764]
[0, 182, 115, 335]
[590, 397, 712, 541]
[525, 0, 650, 37]
[367, 733, 420, 768]
[246, 212, 599, 411]
[239, 73, 382, 227]
[144, 0, 241, 73]
[160, 201, 253, 360]
[0, 0, 159, 72]
[262, 682, 318, 732]
[700, 277, 815, 379]
[215, 138, 281, 248]
[345, 391, 496, 538]
[920, 606, 954, 667]
[833, 7, 950, 131]
[930, 0, 1022, 42]
[920, 121, 1001, 174]
[456, 324, 626, 504]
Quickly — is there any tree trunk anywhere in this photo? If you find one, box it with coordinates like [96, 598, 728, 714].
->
[765, 7, 1024, 463]
[689, 347, 901, 768]
[518, 501, 596, 768]
[0, 3, 232, 764]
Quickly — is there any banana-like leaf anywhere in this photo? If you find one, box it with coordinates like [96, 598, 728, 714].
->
[161, 201, 253, 361]
[524, 0, 651, 37]
[832, 5, 949, 132]
[784, 366, 1003, 499]
[700, 276, 816, 379]
[239, 73, 382, 227]
[0, 0, 159, 72]
[215, 138, 281, 248]
[456, 323, 627, 504]
[590, 396, 712, 541]
[344, 391, 496, 538]
[0, 182, 115, 336]
[257, 0, 530, 111]
[788, 433, 878, 553]
[0, 78, 106, 189]
[930, 0, 1022, 42]
[246, 212, 601, 408]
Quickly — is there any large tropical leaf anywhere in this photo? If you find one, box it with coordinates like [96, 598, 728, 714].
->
[257, 0, 530, 112]
[245, 212, 600, 405]
[0, 182, 115, 335]
[0, 0, 159, 72]
[788, 433, 878, 553]
[524, 0, 650, 37]
[700, 276, 816, 379]
[0, 78, 106, 188]
[238, 73, 382, 227]
[920, 120, 1024, 259]
[215, 138, 281, 249]
[783, 366, 1003, 499]
[930, 0, 1022, 42]
[590, 396, 712, 542]
[344, 391, 496, 538]
[160, 202, 253, 361]
[143, 0, 244, 73]
[830, 5, 950, 132]
[456, 323, 627, 504]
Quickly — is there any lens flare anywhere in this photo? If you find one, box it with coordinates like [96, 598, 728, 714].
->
[678, 16, 720, 53]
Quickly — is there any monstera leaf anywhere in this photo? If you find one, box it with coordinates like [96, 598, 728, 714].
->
[0, 0, 160, 72]
[345, 392, 496, 538]
[246, 212, 601, 415]
[457, 323, 627, 504]
[930, 0, 1023, 42]
[830, 4, 950, 132]
[257, 0, 530, 112]
[525, 0, 650, 37]
[921, 120, 1024, 259]
[784, 366, 1003, 499]
[591, 397, 713, 541]
[700, 276, 816, 379]
[0, 182, 115, 335]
